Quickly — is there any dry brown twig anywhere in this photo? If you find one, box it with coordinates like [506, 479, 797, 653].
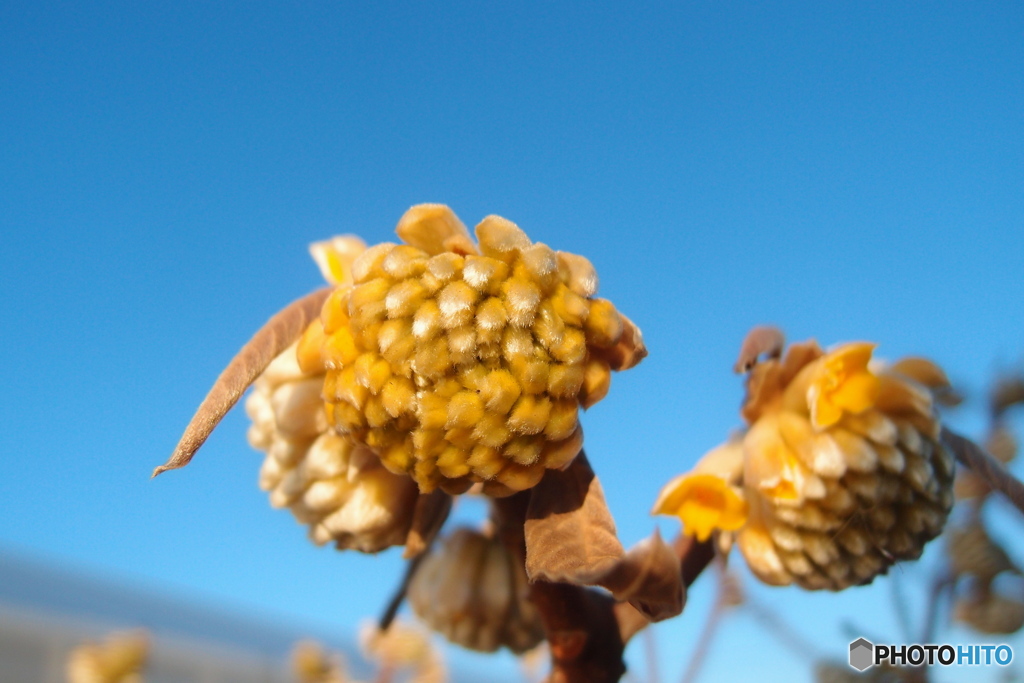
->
[943, 427, 1024, 516]
[482, 454, 714, 683]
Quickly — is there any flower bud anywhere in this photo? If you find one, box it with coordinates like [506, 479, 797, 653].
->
[246, 342, 418, 552]
[66, 631, 148, 683]
[947, 522, 1019, 585]
[307, 205, 646, 494]
[360, 620, 446, 683]
[291, 641, 347, 683]
[408, 527, 544, 653]
[656, 334, 955, 591]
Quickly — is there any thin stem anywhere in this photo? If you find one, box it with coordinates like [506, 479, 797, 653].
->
[943, 427, 1024, 516]
[890, 572, 914, 644]
[679, 585, 729, 683]
[378, 551, 430, 631]
[642, 627, 660, 683]
[920, 572, 955, 646]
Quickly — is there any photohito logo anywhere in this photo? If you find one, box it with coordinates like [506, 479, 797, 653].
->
[849, 638, 1013, 670]
[849, 638, 873, 671]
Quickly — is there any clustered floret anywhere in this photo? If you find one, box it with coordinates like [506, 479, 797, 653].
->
[297, 205, 644, 495]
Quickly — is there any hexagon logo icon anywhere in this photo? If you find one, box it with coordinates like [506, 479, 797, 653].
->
[849, 638, 874, 671]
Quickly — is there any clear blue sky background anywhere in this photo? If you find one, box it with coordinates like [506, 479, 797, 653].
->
[2, 2, 1023, 681]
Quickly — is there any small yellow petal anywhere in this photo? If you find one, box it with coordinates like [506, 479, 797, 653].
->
[653, 473, 748, 542]
[309, 235, 368, 286]
[810, 389, 844, 429]
[832, 373, 881, 414]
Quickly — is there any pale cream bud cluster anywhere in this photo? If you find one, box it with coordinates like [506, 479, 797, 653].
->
[408, 527, 544, 653]
[66, 631, 148, 683]
[291, 641, 349, 683]
[246, 342, 418, 552]
[301, 205, 644, 495]
[359, 621, 446, 683]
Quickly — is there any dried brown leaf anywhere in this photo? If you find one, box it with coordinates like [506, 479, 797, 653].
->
[524, 453, 625, 584]
[991, 375, 1024, 418]
[597, 531, 683, 623]
[152, 288, 332, 477]
[734, 325, 785, 374]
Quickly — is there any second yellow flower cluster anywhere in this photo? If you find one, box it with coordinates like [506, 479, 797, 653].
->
[655, 331, 955, 590]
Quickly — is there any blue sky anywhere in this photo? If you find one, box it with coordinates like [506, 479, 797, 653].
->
[2, 2, 1022, 681]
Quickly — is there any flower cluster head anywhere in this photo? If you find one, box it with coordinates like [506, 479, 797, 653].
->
[296, 204, 645, 496]
[291, 641, 348, 683]
[236, 204, 645, 551]
[655, 327, 956, 590]
[408, 526, 544, 653]
[946, 521, 1024, 634]
[360, 620, 446, 683]
[66, 631, 149, 683]
[945, 372, 1024, 635]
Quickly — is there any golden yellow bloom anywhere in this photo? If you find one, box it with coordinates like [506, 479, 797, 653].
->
[652, 473, 748, 542]
[302, 204, 646, 495]
[656, 329, 955, 591]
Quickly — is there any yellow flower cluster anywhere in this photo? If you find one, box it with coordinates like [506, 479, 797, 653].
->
[298, 205, 645, 495]
[655, 332, 955, 590]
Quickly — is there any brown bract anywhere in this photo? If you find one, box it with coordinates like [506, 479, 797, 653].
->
[522, 454, 684, 622]
[154, 288, 332, 477]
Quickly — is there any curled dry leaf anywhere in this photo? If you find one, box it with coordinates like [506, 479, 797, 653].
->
[991, 374, 1024, 418]
[524, 452, 625, 584]
[153, 288, 332, 477]
[524, 453, 685, 624]
[734, 325, 785, 374]
[598, 531, 683, 622]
